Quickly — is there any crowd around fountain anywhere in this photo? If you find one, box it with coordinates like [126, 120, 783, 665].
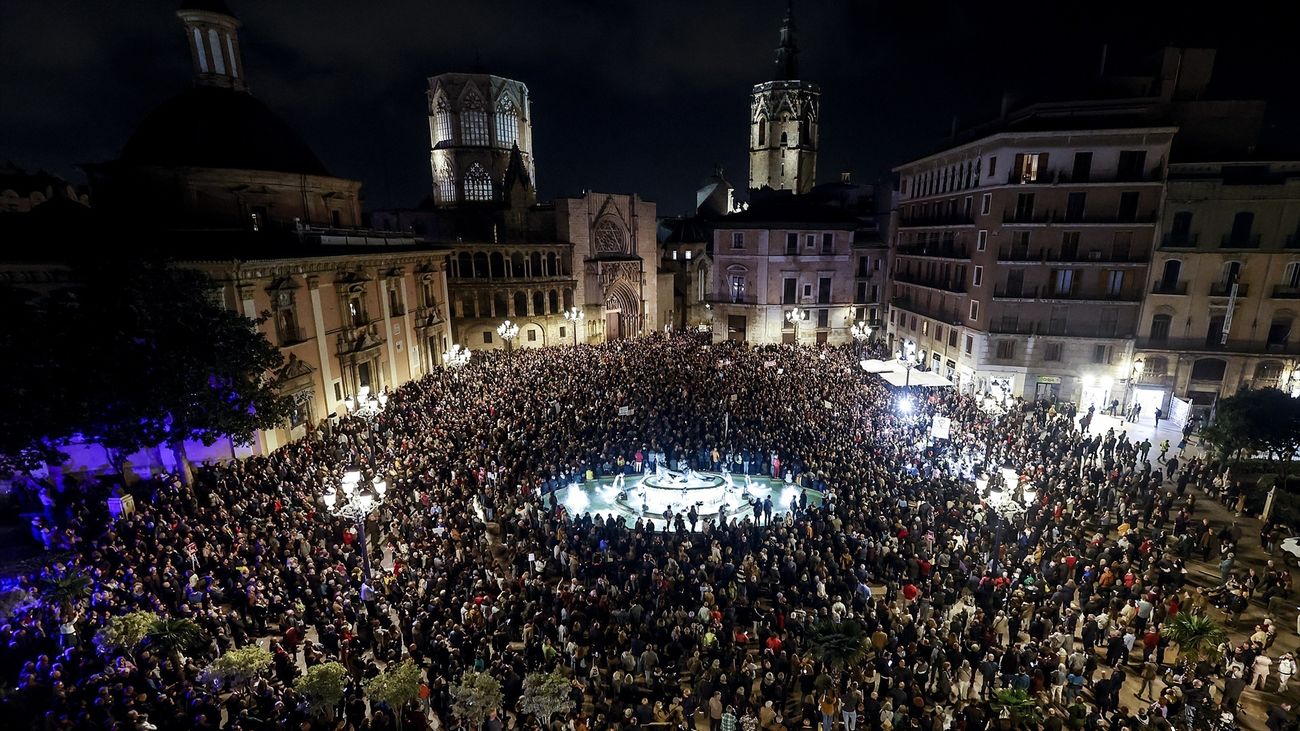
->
[0, 334, 1295, 731]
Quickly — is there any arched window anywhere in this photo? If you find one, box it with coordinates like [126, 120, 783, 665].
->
[548, 290, 559, 313]
[494, 293, 508, 318]
[1149, 314, 1172, 343]
[495, 96, 518, 148]
[463, 162, 493, 202]
[433, 97, 453, 145]
[780, 131, 788, 147]
[437, 165, 456, 202]
[514, 292, 528, 317]
[460, 90, 489, 146]
[757, 119, 766, 146]
[472, 252, 488, 278]
[546, 252, 558, 276]
[489, 252, 505, 278]
[1229, 211, 1255, 246]
[530, 251, 542, 276]
[533, 291, 545, 315]
[510, 252, 525, 277]
[1256, 361, 1284, 387]
[1190, 358, 1227, 381]
[1142, 356, 1168, 378]
[1158, 260, 1182, 292]
[456, 252, 471, 278]
[563, 288, 574, 310]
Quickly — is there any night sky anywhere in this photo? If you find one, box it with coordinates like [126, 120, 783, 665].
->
[1, 0, 1295, 216]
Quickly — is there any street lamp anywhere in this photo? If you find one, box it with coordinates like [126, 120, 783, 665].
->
[443, 343, 471, 368]
[1120, 357, 1144, 417]
[344, 385, 386, 419]
[786, 307, 806, 343]
[850, 321, 871, 354]
[321, 470, 388, 583]
[898, 341, 922, 387]
[563, 306, 584, 347]
[497, 319, 520, 352]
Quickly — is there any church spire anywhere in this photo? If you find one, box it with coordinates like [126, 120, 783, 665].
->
[775, 0, 799, 80]
[177, 1, 247, 92]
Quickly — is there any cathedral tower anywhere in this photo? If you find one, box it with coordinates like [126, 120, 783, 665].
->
[748, 1, 819, 194]
[177, 1, 247, 92]
[428, 73, 536, 208]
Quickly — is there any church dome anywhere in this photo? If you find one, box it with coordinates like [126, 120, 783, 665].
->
[121, 86, 330, 177]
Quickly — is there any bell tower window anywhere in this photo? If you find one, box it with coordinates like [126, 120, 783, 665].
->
[464, 162, 493, 202]
[495, 97, 519, 148]
[461, 91, 489, 146]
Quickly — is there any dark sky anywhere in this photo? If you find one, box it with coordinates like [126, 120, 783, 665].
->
[1, 0, 1295, 216]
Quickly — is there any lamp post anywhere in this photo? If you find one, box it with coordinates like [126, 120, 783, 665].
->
[786, 307, 806, 343]
[1124, 357, 1144, 417]
[497, 319, 520, 352]
[898, 341, 921, 387]
[850, 321, 871, 355]
[343, 385, 387, 420]
[321, 470, 388, 583]
[563, 306, 584, 347]
[443, 343, 471, 368]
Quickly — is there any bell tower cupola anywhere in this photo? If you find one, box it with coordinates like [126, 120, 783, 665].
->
[177, 0, 247, 92]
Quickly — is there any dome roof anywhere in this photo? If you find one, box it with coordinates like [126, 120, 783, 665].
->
[121, 86, 330, 177]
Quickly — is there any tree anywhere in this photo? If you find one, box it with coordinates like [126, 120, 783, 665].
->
[1162, 612, 1228, 666]
[95, 610, 160, 654]
[990, 688, 1043, 729]
[203, 644, 272, 691]
[365, 660, 424, 731]
[0, 258, 291, 480]
[449, 669, 503, 731]
[40, 574, 91, 619]
[519, 669, 575, 725]
[1208, 388, 1300, 483]
[296, 662, 349, 720]
[806, 619, 869, 671]
[144, 617, 206, 668]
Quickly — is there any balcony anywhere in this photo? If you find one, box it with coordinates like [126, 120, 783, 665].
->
[1208, 282, 1250, 297]
[992, 285, 1139, 303]
[707, 294, 760, 306]
[1137, 337, 1300, 355]
[1151, 281, 1188, 295]
[894, 272, 967, 294]
[987, 319, 1130, 339]
[993, 286, 1038, 300]
[1160, 233, 1199, 248]
[897, 214, 974, 228]
[890, 297, 964, 326]
[895, 243, 969, 259]
[1005, 169, 1164, 186]
[1003, 210, 1157, 226]
[1220, 233, 1261, 249]
[1273, 285, 1300, 299]
[996, 247, 1149, 264]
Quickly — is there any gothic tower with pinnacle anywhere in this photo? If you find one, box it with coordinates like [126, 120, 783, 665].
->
[748, 1, 820, 194]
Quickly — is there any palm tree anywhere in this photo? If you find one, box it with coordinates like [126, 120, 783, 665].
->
[1161, 612, 1228, 667]
[144, 617, 206, 670]
[807, 619, 869, 671]
[991, 688, 1043, 729]
[41, 575, 91, 618]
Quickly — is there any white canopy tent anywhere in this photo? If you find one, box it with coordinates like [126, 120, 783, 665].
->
[878, 368, 954, 388]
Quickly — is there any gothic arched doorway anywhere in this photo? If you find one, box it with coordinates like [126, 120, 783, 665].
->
[604, 281, 640, 341]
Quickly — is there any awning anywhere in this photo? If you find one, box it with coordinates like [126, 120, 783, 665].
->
[878, 368, 954, 388]
[859, 359, 893, 373]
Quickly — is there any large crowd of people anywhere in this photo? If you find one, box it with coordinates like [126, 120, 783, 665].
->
[0, 335, 1293, 731]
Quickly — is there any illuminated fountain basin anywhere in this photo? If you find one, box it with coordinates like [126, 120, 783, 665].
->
[555, 469, 821, 530]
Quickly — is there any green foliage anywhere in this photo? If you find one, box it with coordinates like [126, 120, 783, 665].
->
[1207, 389, 1300, 478]
[519, 669, 575, 723]
[41, 574, 92, 615]
[365, 660, 424, 726]
[145, 617, 206, 661]
[807, 619, 869, 670]
[205, 644, 273, 687]
[0, 259, 291, 472]
[991, 688, 1043, 728]
[296, 662, 349, 717]
[95, 610, 160, 651]
[449, 669, 503, 730]
[1162, 612, 1228, 665]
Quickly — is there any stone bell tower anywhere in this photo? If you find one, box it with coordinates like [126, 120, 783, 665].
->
[748, 1, 820, 194]
[176, 0, 247, 92]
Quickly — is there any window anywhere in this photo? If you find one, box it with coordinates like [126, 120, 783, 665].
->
[1117, 191, 1140, 222]
[922, 321, 930, 337]
[331, 209, 342, 228]
[1065, 192, 1086, 222]
[732, 232, 745, 249]
[1229, 211, 1255, 245]
[1071, 151, 1092, 182]
[857, 256, 870, 277]
[460, 91, 489, 145]
[1150, 314, 1172, 343]
[1284, 262, 1300, 289]
[433, 97, 453, 144]
[980, 193, 991, 215]
[949, 330, 958, 348]
[1053, 269, 1075, 296]
[527, 329, 538, 342]
[973, 266, 983, 287]
[1169, 211, 1193, 244]
[348, 295, 367, 327]
[1043, 342, 1063, 361]
[969, 300, 979, 321]
[817, 277, 832, 304]
[855, 281, 867, 304]
[817, 309, 829, 328]
[934, 324, 944, 342]
[1061, 231, 1080, 260]
[1222, 260, 1242, 286]
[802, 284, 813, 299]
[1117, 150, 1147, 180]
[1106, 270, 1124, 297]
[515, 291, 528, 316]
[276, 306, 299, 344]
[437, 165, 456, 201]
[1012, 153, 1046, 183]
[1092, 345, 1111, 364]
[965, 335, 974, 354]
[964, 196, 973, 217]
[822, 232, 834, 254]
[805, 234, 816, 250]
[208, 28, 226, 74]
[463, 162, 493, 201]
[483, 331, 494, 344]
[560, 326, 567, 338]
[1159, 260, 1182, 292]
[786, 233, 798, 254]
[495, 96, 518, 148]
[685, 249, 693, 260]
[1110, 231, 1131, 261]
[783, 277, 797, 304]
[388, 286, 403, 315]
[1099, 308, 1118, 337]
[1015, 193, 1035, 220]
[987, 156, 997, 178]
[1268, 319, 1293, 347]
[1048, 306, 1068, 335]
[730, 275, 746, 303]
[977, 230, 988, 251]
